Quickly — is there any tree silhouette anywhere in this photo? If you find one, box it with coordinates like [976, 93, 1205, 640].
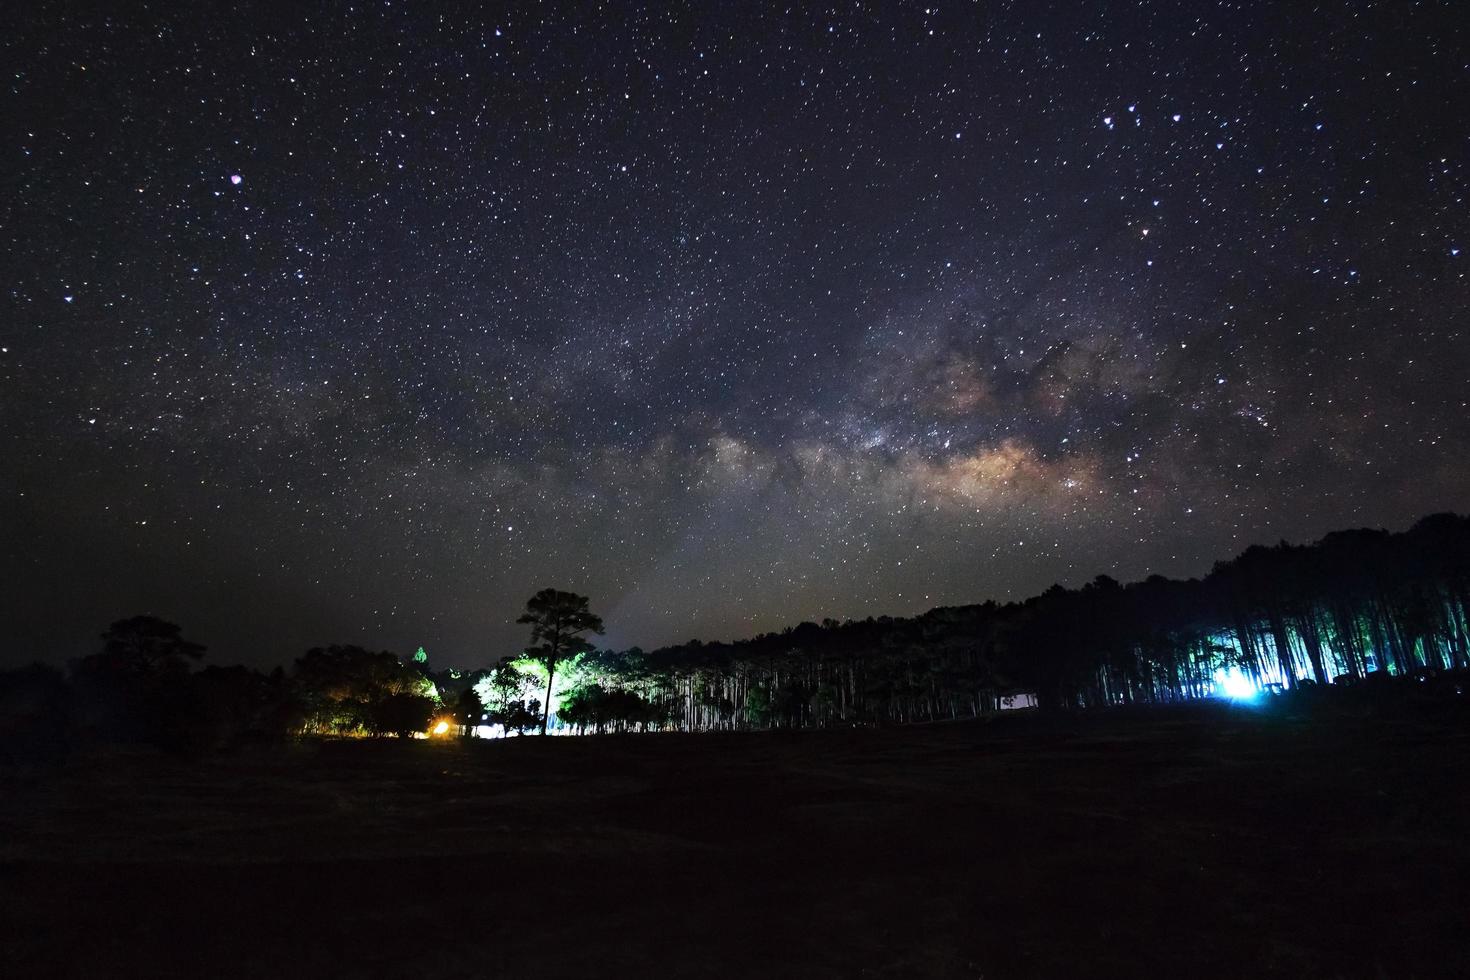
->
[517, 589, 603, 734]
[98, 616, 206, 675]
[68, 617, 206, 745]
[372, 692, 436, 738]
[455, 687, 484, 736]
[0, 663, 71, 766]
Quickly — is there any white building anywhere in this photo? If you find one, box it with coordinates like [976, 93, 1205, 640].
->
[998, 691, 1039, 711]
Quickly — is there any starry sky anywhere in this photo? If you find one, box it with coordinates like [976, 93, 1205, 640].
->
[3, 1, 1468, 669]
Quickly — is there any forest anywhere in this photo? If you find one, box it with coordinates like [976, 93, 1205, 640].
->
[3, 512, 1468, 753]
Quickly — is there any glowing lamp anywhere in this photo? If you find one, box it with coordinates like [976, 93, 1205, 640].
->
[1214, 667, 1258, 701]
[432, 720, 450, 735]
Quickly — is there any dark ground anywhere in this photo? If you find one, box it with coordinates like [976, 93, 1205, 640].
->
[2, 701, 1468, 979]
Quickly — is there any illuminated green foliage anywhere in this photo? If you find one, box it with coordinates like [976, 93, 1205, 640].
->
[293, 645, 441, 736]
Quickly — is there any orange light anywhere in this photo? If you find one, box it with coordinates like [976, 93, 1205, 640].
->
[432, 720, 450, 735]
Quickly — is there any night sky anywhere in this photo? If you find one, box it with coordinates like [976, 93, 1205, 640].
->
[3, 2, 1467, 669]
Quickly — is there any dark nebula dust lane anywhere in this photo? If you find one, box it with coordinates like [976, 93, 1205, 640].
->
[2, 2, 1467, 666]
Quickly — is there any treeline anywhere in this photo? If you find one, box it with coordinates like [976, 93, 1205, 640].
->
[568, 513, 1470, 730]
[0, 626, 560, 760]
[2, 514, 1467, 753]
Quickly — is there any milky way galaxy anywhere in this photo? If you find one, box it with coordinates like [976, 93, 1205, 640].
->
[3, 2, 1467, 667]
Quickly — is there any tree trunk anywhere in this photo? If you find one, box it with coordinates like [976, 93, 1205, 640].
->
[1266, 612, 1296, 689]
[1297, 609, 1329, 685]
[541, 655, 557, 734]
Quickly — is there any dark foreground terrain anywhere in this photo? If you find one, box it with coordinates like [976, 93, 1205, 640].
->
[2, 701, 1468, 978]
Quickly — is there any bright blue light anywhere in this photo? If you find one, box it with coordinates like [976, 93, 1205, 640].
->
[1214, 667, 1258, 701]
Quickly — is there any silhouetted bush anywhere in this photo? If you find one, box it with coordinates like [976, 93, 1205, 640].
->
[371, 693, 436, 738]
[0, 663, 72, 767]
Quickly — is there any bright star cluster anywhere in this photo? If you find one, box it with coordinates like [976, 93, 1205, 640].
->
[2, 2, 1467, 666]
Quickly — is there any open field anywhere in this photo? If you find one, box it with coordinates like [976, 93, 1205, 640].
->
[2, 701, 1468, 978]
